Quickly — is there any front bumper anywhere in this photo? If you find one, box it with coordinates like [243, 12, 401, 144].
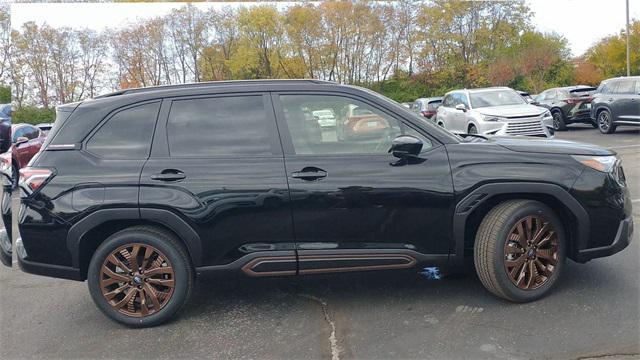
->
[575, 216, 634, 262]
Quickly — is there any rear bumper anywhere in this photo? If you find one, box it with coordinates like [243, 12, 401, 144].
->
[15, 237, 83, 281]
[575, 216, 634, 262]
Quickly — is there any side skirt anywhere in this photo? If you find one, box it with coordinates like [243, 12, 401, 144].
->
[195, 249, 448, 277]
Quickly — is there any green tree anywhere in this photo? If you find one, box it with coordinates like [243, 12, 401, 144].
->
[585, 20, 639, 77]
[0, 85, 9, 103]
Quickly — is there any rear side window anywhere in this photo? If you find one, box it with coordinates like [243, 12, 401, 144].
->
[86, 102, 160, 159]
[167, 95, 272, 157]
[428, 100, 441, 110]
[614, 80, 636, 94]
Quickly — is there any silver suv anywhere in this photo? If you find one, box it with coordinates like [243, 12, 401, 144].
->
[435, 87, 554, 137]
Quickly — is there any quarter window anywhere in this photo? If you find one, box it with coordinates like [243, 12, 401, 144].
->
[86, 102, 159, 159]
[167, 96, 273, 157]
[615, 80, 636, 94]
[279, 94, 432, 156]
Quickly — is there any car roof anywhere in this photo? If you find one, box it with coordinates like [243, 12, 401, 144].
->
[444, 87, 513, 96]
[94, 79, 335, 99]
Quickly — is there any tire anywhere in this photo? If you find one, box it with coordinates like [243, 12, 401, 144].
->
[552, 111, 567, 131]
[597, 109, 616, 134]
[468, 124, 478, 135]
[474, 200, 565, 302]
[87, 226, 193, 327]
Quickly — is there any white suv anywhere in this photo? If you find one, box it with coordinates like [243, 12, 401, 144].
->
[435, 87, 554, 137]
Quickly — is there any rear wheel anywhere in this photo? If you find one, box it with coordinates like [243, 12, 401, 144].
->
[552, 111, 567, 131]
[597, 109, 616, 134]
[474, 200, 565, 302]
[87, 226, 193, 327]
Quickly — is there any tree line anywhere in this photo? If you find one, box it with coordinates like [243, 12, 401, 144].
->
[1, 1, 638, 123]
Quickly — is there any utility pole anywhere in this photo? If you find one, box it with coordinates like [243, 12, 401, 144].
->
[626, 0, 630, 77]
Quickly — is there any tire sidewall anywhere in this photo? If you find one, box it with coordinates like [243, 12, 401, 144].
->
[87, 229, 191, 327]
[490, 202, 566, 301]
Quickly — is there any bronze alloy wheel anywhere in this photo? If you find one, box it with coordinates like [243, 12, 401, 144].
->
[99, 243, 175, 317]
[503, 215, 559, 290]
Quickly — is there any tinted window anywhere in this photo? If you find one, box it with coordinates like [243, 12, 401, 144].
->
[86, 102, 159, 159]
[442, 95, 453, 107]
[427, 100, 441, 110]
[280, 94, 432, 156]
[167, 96, 273, 157]
[615, 80, 636, 94]
[13, 125, 39, 142]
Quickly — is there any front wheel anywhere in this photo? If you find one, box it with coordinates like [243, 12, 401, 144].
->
[474, 200, 565, 302]
[87, 226, 193, 327]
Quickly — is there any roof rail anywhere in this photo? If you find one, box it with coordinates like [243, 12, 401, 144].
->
[94, 79, 336, 99]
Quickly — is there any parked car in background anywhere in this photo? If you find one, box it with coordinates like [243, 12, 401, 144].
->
[12, 80, 632, 327]
[591, 76, 640, 134]
[532, 86, 597, 131]
[0, 104, 11, 153]
[312, 109, 337, 128]
[411, 97, 443, 120]
[436, 87, 554, 137]
[36, 122, 54, 136]
[12, 123, 45, 183]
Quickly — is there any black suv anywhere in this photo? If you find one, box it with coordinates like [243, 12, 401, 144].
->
[591, 76, 640, 134]
[532, 86, 597, 131]
[13, 80, 633, 327]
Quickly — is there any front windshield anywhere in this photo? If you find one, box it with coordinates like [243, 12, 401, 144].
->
[469, 90, 525, 108]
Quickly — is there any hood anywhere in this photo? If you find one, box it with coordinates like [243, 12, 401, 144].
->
[489, 136, 615, 156]
[474, 104, 546, 118]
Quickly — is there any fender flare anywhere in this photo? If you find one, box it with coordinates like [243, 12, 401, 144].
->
[450, 182, 590, 266]
[67, 208, 202, 269]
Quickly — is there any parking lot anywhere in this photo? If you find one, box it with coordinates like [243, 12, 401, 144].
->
[0, 125, 638, 360]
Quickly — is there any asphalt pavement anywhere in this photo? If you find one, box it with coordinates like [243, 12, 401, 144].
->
[1, 124, 638, 360]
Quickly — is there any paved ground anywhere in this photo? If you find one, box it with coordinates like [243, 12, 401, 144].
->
[1, 125, 638, 360]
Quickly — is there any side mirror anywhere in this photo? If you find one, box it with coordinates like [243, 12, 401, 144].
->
[389, 135, 423, 159]
[455, 104, 467, 112]
[15, 136, 28, 145]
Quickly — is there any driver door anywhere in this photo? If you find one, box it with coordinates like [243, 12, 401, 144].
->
[273, 92, 455, 272]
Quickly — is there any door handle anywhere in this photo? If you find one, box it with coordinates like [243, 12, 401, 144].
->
[151, 169, 186, 182]
[291, 167, 327, 181]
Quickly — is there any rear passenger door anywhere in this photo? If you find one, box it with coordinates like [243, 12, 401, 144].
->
[612, 79, 640, 121]
[139, 94, 295, 271]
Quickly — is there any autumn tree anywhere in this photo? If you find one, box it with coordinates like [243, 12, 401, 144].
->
[585, 20, 639, 77]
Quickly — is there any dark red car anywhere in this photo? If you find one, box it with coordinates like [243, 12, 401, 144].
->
[11, 123, 45, 184]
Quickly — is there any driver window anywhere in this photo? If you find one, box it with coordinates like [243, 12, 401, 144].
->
[279, 94, 432, 155]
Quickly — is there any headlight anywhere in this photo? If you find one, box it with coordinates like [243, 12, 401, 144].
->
[482, 115, 507, 122]
[542, 111, 552, 118]
[572, 155, 618, 172]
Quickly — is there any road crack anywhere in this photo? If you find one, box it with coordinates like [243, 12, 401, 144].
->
[298, 293, 341, 360]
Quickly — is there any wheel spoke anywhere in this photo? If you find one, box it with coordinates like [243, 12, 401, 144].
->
[537, 249, 557, 265]
[144, 283, 162, 309]
[516, 222, 528, 247]
[101, 267, 130, 286]
[531, 222, 550, 245]
[107, 254, 131, 273]
[524, 260, 535, 289]
[140, 246, 153, 271]
[147, 278, 175, 288]
[537, 231, 555, 248]
[103, 284, 129, 300]
[145, 267, 174, 277]
[139, 288, 149, 316]
[113, 287, 137, 309]
[128, 245, 141, 272]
